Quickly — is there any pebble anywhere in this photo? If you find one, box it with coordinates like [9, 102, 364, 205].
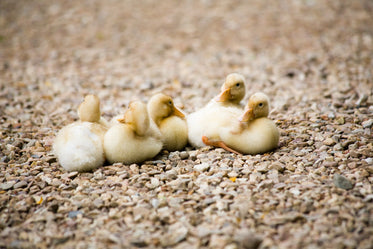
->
[333, 174, 353, 190]
[161, 222, 188, 246]
[256, 164, 269, 173]
[180, 151, 189, 160]
[286, 164, 296, 172]
[1, 181, 15, 190]
[234, 229, 262, 249]
[336, 116, 345, 125]
[194, 163, 210, 172]
[68, 210, 83, 218]
[365, 166, 373, 174]
[93, 198, 104, 208]
[362, 119, 373, 128]
[14, 180, 28, 189]
[51, 178, 63, 187]
[323, 138, 336, 146]
[269, 162, 285, 173]
[67, 172, 79, 179]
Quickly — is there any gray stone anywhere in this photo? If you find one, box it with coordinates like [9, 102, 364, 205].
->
[333, 174, 353, 190]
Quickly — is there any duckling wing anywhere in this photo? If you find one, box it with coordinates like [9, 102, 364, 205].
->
[104, 124, 163, 164]
[187, 106, 241, 148]
[220, 118, 279, 155]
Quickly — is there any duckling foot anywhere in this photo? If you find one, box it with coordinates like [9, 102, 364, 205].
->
[202, 136, 242, 155]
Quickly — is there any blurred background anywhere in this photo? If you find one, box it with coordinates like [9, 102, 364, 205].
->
[0, 0, 372, 120]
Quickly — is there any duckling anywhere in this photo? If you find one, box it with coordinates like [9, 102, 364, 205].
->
[202, 92, 279, 155]
[187, 73, 246, 148]
[209, 72, 246, 108]
[53, 95, 108, 172]
[103, 101, 163, 164]
[147, 93, 188, 151]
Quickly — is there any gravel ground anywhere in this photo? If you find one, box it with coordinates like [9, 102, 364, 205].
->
[1, 1, 373, 248]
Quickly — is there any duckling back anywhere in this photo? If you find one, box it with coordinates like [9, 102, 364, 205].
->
[187, 105, 241, 148]
[220, 117, 279, 155]
[104, 124, 163, 164]
[53, 122, 106, 172]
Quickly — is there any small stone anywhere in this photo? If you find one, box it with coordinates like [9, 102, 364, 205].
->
[336, 116, 345, 125]
[269, 162, 285, 173]
[356, 94, 368, 106]
[209, 234, 230, 248]
[365, 166, 373, 174]
[194, 163, 210, 172]
[14, 181, 28, 189]
[286, 164, 296, 172]
[169, 151, 180, 160]
[234, 229, 262, 249]
[51, 178, 63, 187]
[189, 151, 197, 160]
[333, 174, 353, 190]
[161, 222, 188, 246]
[68, 210, 83, 218]
[323, 138, 336, 146]
[256, 164, 269, 173]
[146, 177, 160, 189]
[362, 119, 373, 128]
[93, 198, 104, 208]
[44, 156, 57, 164]
[228, 171, 238, 178]
[67, 172, 79, 179]
[333, 143, 343, 151]
[1, 181, 15, 190]
[180, 151, 189, 160]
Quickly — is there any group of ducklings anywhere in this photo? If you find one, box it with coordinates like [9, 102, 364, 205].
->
[53, 73, 279, 172]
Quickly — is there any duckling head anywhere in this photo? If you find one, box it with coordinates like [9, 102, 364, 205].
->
[239, 92, 269, 122]
[78, 95, 101, 122]
[117, 101, 149, 136]
[215, 73, 246, 104]
[148, 93, 185, 126]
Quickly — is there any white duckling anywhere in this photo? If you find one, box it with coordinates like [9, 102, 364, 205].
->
[53, 95, 108, 172]
[187, 73, 246, 148]
[147, 93, 188, 151]
[103, 101, 163, 164]
[202, 92, 279, 155]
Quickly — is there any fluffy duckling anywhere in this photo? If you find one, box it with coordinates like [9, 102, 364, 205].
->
[187, 73, 246, 148]
[202, 92, 279, 155]
[209, 72, 246, 108]
[147, 93, 188, 151]
[53, 95, 108, 172]
[103, 101, 163, 164]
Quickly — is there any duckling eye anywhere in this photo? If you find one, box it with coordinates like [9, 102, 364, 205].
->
[235, 83, 241, 87]
[258, 102, 264, 107]
[168, 100, 173, 106]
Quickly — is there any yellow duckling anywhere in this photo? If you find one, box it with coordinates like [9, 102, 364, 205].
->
[103, 101, 163, 164]
[53, 95, 108, 172]
[209, 72, 246, 108]
[202, 92, 279, 155]
[147, 93, 188, 151]
[187, 73, 246, 148]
